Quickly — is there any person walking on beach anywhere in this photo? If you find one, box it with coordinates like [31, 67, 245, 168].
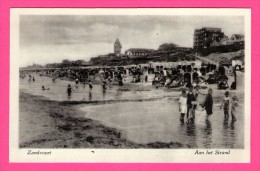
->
[102, 81, 107, 92]
[231, 95, 239, 122]
[179, 90, 187, 124]
[67, 84, 73, 97]
[32, 77, 35, 82]
[220, 91, 230, 120]
[145, 75, 148, 82]
[89, 80, 93, 91]
[108, 75, 112, 86]
[204, 88, 213, 120]
[75, 78, 79, 88]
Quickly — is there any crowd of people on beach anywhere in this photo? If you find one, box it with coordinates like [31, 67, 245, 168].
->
[20, 63, 240, 122]
[178, 83, 239, 124]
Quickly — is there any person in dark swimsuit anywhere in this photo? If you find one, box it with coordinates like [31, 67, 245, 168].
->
[204, 88, 213, 120]
[67, 84, 72, 97]
[89, 80, 93, 91]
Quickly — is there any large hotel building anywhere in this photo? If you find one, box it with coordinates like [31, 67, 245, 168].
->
[193, 27, 224, 51]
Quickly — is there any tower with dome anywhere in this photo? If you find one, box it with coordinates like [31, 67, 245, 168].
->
[114, 38, 122, 57]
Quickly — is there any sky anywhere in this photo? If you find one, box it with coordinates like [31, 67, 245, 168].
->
[19, 15, 244, 67]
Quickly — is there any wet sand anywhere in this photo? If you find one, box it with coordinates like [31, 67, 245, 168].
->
[19, 92, 186, 148]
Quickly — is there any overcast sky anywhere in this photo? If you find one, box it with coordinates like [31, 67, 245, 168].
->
[19, 15, 244, 67]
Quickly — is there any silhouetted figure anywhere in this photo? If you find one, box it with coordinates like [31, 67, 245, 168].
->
[102, 81, 107, 92]
[42, 86, 49, 91]
[67, 84, 72, 97]
[204, 88, 213, 120]
[89, 80, 93, 91]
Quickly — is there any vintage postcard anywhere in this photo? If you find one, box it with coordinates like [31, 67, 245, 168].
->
[9, 8, 251, 163]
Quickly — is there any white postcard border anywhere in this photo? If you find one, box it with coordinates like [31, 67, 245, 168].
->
[10, 8, 251, 163]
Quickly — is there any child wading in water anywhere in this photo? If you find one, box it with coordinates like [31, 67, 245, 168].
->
[187, 86, 196, 120]
[231, 95, 239, 122]
[179, 90, 187, 124]
[220, 91, 230, 120]
[204, 88, 213, 120]
[67, 84, 73, 97]
[42, 86, 50, 91]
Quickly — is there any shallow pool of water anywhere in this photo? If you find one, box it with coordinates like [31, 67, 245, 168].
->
[80, 99, 244, 148]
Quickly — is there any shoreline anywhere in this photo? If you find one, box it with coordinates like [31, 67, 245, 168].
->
[19, 92, 186, 148]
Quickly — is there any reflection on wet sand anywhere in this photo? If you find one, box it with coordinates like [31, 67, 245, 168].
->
[89, 92, 92, 101]
[222, 118, 238, 148]
[203, 119, 212, 148]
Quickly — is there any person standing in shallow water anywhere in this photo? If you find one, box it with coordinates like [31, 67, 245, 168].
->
[187, 87, 196, 120]
[204, 88, 213, 120]
[231, 95, 239, 122]
[220, 91, 230, 120]
[178, 90, 187, 124]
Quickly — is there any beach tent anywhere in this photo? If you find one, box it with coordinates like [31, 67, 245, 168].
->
[182, 65, 187, 72]
[219, 74, 228, 81]
[186, 65, 192, 72]
[211, 64, 217, 71]
[177, 65, 182, 70]
[205, 65, 210, 73]
[200, 67, 206, 76]
[184, 73, 191, 84]
[223, 66, 229, 76]
[148, 68, 154, 74]
[159, 65, 164, 70]
[192, 72, 199, 81]
[172, 69, 178, 75]
[218, 66, 226, 75]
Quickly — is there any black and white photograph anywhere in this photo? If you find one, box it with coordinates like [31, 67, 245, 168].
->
[10, 8, 250, 163]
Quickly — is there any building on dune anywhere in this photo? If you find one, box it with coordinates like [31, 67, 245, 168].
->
[193, 27, 244, 55]
[125, 48, 155, 58]
[193, 27, 224, 51]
